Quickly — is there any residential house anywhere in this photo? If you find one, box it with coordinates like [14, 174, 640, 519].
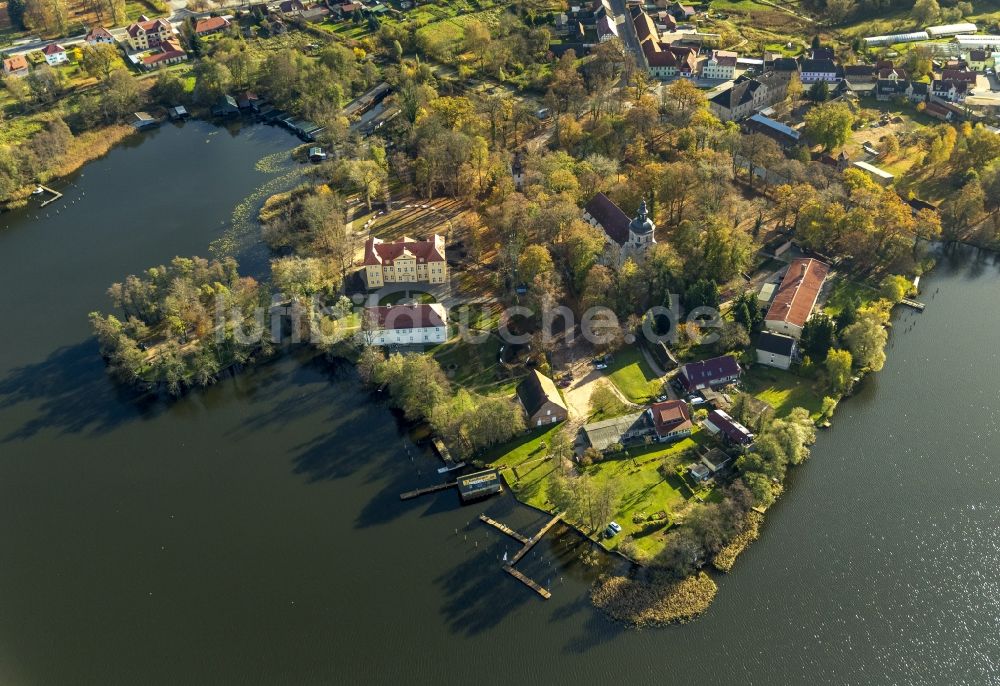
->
[301, 6, 330, 22]
[704, 409, 754, 447]
[708, 74, 774, 121]
[968, 49, 992, 72]
[877, 65, 908, 80]
[844, 64, 877, 96]
[363, 303, 449, 346]
[799, 57, 839, 83]
[941, 68, 976, 85]
[2, 54, 30, 78]
[744, 113, 800, 148]
[932, 79, 968, 102]
[755, 331, 796, 370]
[769, 57, 800, 77]
[764, 257, 830, 339]
[678, 355, 742, 393]
[582, 411, 655, 453]
[701, 50, 738, 80]
[125, 16, 173, 51]
[810, 47, 835, 61]
[141, 40, 187, 69]
[278, 0, 304, 14]
[643, 41, 697, 78]
[908, 81, 929, 104]
[41, 43, 67, 66]
[516, 370, 569, 427]
[924, 101, 955, 121]
[85, 26, 115, 45]
[596, 14, 618, 41]
[194, 16, 231, 36]
[667, 1, 694, 20]
[649, 400, 693, 442]
[876, 78, 911, 101]
[362, 235, 448, 288]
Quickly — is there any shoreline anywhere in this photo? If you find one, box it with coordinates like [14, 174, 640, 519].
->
[1, 123, 136, 211]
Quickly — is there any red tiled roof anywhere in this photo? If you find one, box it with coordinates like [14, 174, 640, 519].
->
[194, 16, 230, 33]
[706, 409, 754, 445]
[650, 400, 692, 437]
[941, 69, 976, 84]
[42, 43, 66, 55]
[765, 258, 830, 328]
[86, 26, 114, 40]
[584, 192, 630, 245]
[127, 17, 171, 37]
[3, 55, 29, 72]
[363, 235, 446, 267]
[366, 304, 446, 330]
[711, 50, 738, 67]
[143, 40, 185, 64]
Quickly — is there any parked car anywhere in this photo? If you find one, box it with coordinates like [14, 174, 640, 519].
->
[594, 363, 608, 370]
[605, 521, 622, 537]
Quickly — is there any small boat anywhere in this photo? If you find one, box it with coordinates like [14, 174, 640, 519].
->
[32, 186, 44, 195]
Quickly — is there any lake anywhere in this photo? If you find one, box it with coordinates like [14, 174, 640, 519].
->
[0, 121, 999, 686]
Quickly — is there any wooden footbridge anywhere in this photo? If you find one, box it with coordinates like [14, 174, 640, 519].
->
[479, 512, 564, 599]
[900, 298, 925, 311]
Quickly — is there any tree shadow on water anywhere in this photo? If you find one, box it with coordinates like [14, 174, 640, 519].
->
[0, 339, 158, 441]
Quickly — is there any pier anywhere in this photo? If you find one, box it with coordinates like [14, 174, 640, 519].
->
[479, 514, 529, 544]
[399, 481, 456, 500]
[509, 512, 563, 565]
[478, 511, 564, 599]
[503, 565, 551, 599]
[900, 298, 925, 311]
[38, 186, 63, 207]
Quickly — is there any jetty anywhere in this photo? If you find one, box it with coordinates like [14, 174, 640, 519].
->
[479, 514, 529, 544]
[900, 298, 925, 311]
[431, 437, 457, 468]
[478, 511, 564, 599]
[503, 565, 551, 599]
[399, 481, 456, 500]
[38, 186, 63, 207]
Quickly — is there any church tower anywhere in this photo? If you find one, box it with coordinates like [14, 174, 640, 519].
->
[628, 199, 656, 250]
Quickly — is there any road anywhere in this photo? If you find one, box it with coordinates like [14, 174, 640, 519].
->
[609, 0, 646, 71]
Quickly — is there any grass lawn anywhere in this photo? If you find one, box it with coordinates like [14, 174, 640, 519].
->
[742, 365, 824, 419]
[430, 332, 509, 391]
[822, 276, 880, 317]
[606, 345, 663, 403]
[378, 290, 435, 305]
[489, 425, 707, 559]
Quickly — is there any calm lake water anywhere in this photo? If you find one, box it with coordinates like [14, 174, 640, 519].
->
[1, 121, 999, 686]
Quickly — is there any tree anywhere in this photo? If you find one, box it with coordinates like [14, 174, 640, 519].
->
[346, 159, 387, 211]
[23, 0, 69, 35]
[807, 80, 829, 103]
[842, 314, 887, 371]
[912, 0, 940, 25]
[517, 244, 554, 285]
[803, 102, 854, 151]
[880, 275, 910, 303]
[879, 133, 900, 159]
[271, 256, 341, 299]
[825, 348, 853, 394]
[82, 43, 121, 82]
[151, 70, 187, 105]
[7, 0, 27, 29]
[800, 313, 836, 361]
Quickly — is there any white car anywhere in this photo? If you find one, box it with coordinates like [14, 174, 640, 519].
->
[594, 363, 608, 370]
[606, 521, 622, 537]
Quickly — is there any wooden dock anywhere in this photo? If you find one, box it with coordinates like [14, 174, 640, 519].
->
[431, 437, 456, 466]
[399, 481, 456, 500]
[479, 514, 529, 544]
[503, 565, 551, 599]
[509, 512, 563, 565]
[38, 186, 63, 207]
[900, 298, 925, 311]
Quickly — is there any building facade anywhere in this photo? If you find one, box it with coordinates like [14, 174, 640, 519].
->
[125, 16, 173, 51]
[362, 235, 448, 289]
[363, 303, 448, 346]
[764, 258, 830, 339]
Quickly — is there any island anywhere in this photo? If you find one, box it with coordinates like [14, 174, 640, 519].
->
[5, 0, 992, 626]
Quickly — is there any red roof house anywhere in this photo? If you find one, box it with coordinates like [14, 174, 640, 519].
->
[764, 258, 830, 339]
